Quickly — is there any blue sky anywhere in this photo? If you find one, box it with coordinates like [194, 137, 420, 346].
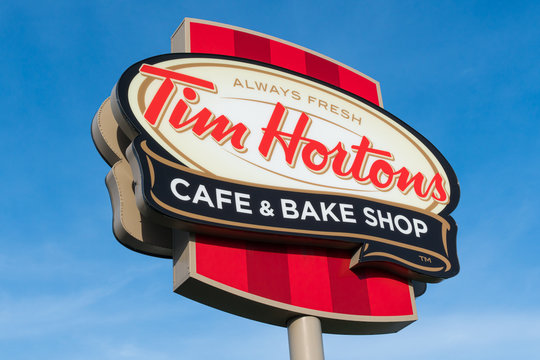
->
[1, 1, 539, 359]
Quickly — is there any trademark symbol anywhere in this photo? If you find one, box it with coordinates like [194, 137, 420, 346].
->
[419, 255, 432, 263]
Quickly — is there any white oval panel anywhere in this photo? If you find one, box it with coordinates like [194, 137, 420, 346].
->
[123, 56, 454, 214]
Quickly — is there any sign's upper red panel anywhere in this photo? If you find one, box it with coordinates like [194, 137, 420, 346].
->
[171, 18, 383, 107]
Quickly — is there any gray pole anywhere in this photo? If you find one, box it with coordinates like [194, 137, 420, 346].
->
[287, 316, 325, 360]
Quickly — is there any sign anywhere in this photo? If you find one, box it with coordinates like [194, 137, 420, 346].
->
[111, 53, 458, 281]
[93, 18, 459, 335]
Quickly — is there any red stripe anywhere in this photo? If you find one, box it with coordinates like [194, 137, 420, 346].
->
[195, 235, 248, 292]
[305, 53, 340, 87]
[338, 67, 380, 106]
[234, 31, 271, 63]
[189, 22, 235, 56]
[269, 40, 307, 74]
[287, 246, 333, 312]
[327, 249, 371, 315]
[246, 242, 291, 304]
[364, 268, 413, 316]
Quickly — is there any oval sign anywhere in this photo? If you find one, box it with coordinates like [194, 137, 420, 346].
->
[110, 54, 459, 280]
[114, 54, 458, 215]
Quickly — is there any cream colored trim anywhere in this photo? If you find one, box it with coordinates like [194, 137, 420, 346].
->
[106, 160, 172, 256]
[170, 18, 187, 53]
[92, 98, 124, 166]
[92, 98, 173, 257]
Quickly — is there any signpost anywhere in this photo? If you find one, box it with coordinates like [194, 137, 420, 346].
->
[92, 18, 460, 359]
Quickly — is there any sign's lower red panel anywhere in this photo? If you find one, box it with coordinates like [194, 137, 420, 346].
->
[195, 235, 413, 317]
[171, 234, 416, 334]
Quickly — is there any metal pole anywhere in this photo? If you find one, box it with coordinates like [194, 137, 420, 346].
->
[287, 316, 325, 360]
